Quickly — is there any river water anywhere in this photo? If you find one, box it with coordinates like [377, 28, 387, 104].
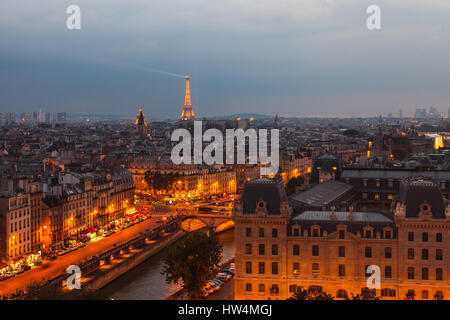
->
[99, 228, 235, 300]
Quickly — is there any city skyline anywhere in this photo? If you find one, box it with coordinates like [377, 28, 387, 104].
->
[2, 1, 450, 118]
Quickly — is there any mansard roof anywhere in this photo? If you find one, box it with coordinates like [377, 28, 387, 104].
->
[397, 176, 446, 219]
[241, 177, 288, 215]
[290, 210, 396, 236]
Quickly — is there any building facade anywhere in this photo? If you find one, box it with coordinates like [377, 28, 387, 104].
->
[234, 176, 450, 300]
[0, 193, 31, 260]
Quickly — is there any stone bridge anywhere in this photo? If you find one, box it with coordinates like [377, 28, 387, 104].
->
[177, 213, 234, 233]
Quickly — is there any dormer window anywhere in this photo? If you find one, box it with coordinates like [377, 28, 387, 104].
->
[363, 227, 373, 239]
[312, 227, 320, 237]
[384, 227, 393, 239]
[419, 203, 431, 216]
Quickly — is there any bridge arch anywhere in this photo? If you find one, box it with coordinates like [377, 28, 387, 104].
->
[179, 215, 215, 234]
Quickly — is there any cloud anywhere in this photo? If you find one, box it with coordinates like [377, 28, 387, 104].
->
[1, 0, 450, 117]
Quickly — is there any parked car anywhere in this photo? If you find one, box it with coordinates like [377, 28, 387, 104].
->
[221, 268, 234, 276]
[210, 279, 224, 288]
[217, 272, 232, 281]
[203, 284, 214, 294]
[16, 268, 25, 274]
[22, 265, 31, 272]
[207, 281, 221, 292]
[48, 255, 57, 260]
[198, 289, 209, 298]
[0, 274, 9, 281]
[209, 283, 221, 292]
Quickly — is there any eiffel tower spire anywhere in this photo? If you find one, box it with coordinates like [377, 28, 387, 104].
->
[180, 75, 196, 120]
[184, 75, 191, 106]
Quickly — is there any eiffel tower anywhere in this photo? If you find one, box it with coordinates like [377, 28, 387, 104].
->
[179, 75, 196, 121]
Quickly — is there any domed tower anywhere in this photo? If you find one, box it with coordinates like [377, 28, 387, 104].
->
[136, 107, 147, 133]
[179, 75, 196, 121]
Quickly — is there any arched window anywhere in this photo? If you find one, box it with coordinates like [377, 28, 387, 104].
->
[434, 291, 444, 300]
[421, 290, 428, 299]
[336, 289, 348, 299]
[406, 290, 416, 300]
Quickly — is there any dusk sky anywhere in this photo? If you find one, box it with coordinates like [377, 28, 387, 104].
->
[1, 0, 450, 118]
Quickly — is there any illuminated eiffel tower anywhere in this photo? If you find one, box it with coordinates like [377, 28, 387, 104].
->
[179, 75, 196, 121]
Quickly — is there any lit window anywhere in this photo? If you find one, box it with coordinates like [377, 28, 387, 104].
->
[312, 263, 319, 277]
[293, 262, 300, 275]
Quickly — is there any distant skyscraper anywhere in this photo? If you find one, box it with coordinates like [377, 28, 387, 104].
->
[447, 108, 450, 119]
[274, 114, 280, 128]
[179, 75, 196, 121]
[37, 109, 45, 123]
[45, 112, 53, 123]
[399, 109, 403, 118]
[136, 107, 147, 133]
[6, 113, 16, 124]
[415, 107, 427, 119]
[57, 112, 67, 122]
[0, 113, 6, 125]
[429, 106, 439, 119]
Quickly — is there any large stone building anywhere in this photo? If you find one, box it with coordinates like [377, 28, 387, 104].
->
[0, 193, 31, 261]
[233, 176, 449, 300]
[341, 168, 450, 202]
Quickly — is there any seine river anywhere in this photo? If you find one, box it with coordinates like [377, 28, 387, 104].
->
[99, 228, 235, 300]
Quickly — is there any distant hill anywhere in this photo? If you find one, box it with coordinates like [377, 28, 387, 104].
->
[208, 113, 273, 120]
[69, 113, 134, 120]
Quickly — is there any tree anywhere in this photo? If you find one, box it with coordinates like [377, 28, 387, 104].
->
[290, 287, 310, 300]
[312, 291, 335, 300]
[351, 288, 379, 300]
[23, 282, 106, 300]
[290, 286, 334, 300]
[161, 230, 223, 299]
[145, 171, 180, 196]
[285, 176, 305, 196]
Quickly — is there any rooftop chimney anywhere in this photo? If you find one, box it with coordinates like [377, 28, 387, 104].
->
[349, 206, 354, 220]
[331, 206, 336, 220]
